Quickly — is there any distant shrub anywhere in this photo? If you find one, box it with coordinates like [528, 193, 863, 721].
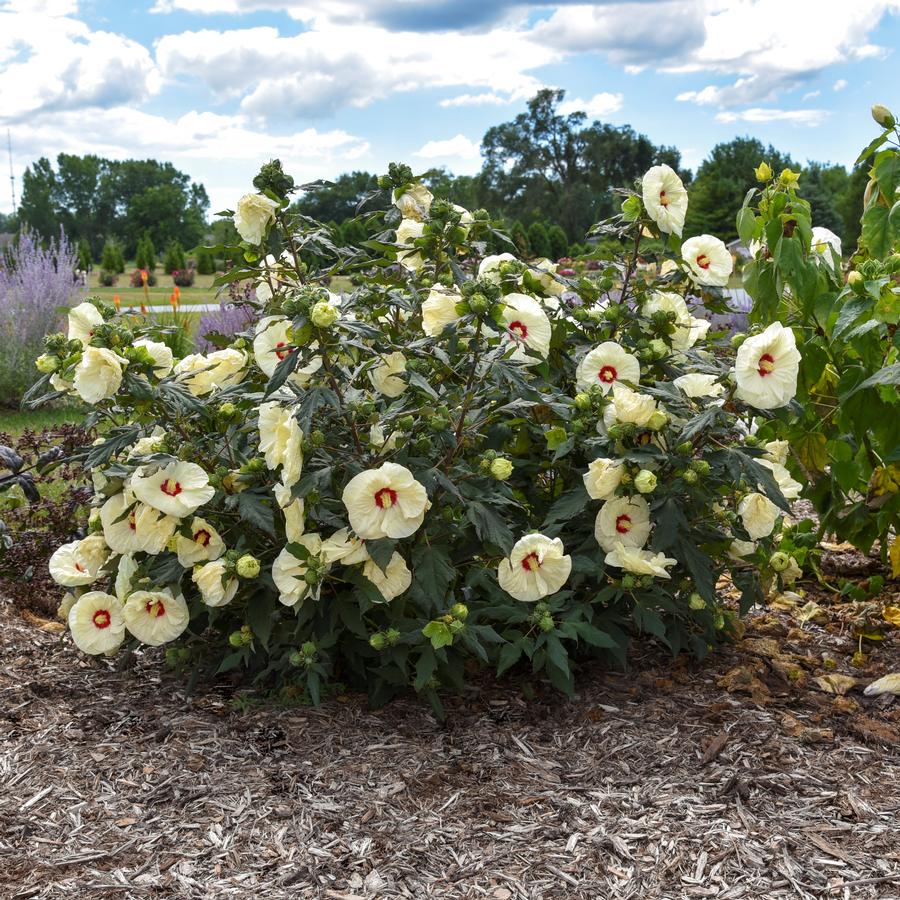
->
[547, 224, 569, 261]
[76, 239, 93, 272]
[98, 270, 118, 287]
[195, 247, 216, 275]
[100, 240, 125, 274]
[135, 234, 157, 273]
[172, 267, 195, 288]
[130, 269, 157, 288]
[0, 228, 81, 403]
[164, 241, 186, 275]
[527, 221, 552, 259]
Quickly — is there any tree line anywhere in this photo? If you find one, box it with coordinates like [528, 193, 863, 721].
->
[9, 89, 865, 264]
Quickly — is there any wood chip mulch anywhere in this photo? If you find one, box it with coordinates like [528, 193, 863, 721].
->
[1, 593, 899, 900]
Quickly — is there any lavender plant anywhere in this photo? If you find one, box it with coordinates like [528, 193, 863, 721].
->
[0, 228, 82, 403]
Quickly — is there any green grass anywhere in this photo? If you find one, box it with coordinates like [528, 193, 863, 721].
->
[0, 406, 82, 437]
[87, 268, 221, 307]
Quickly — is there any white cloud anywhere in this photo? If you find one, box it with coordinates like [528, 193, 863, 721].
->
[155, 23, 555, 121]
[559, 91, 623, 118]
[1, 0, 78, 13]
[715, 108, 830, 127]
[3, 106, 371, 214]
[540, 0, 900, 108]
[413, 134, 481, 160]
[440, 92, 510, 108]
[833, 78, 848, 90]
[0, 10, 159, 122]
[802, 89, 821, 100]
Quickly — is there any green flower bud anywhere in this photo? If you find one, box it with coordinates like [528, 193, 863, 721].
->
[369, 632, 387, 650]
[621, 574, 636, 590]
[310, 300, 339, 328]
[730, 332, 747, 349]
[35, 353, 60, 373]
[229, 631, 244, 647]
[398, 415, 416, 432]
[871, 104, 895, 128]
[688, 593, 706, 611]
[754, 162, 773, 182]
[847, 270, 864, 291]
[574, 392, 591, 411]
[385, 628, 401, 645]
[289, 650, 304, 667]
[682, 469, 698, 484]
[236, 554, 260, 579]
[676, 441, 693, 454]
[647, 410, 668, 431]
[301, 641, 317, 657]
[539, 615, 555, 633]
[218, 401, 238, 421]
[165, 647, 179, 666]
[177, 647, 191, 662]
[310, 429, 326, 448]
[450, 603, 469, 621]
[691, 459, 710, 476]
[648, 338, 668, 359]
[769, 551, 790, 572]
[634, 469, 657, 494]
[490, 457, 514, 481]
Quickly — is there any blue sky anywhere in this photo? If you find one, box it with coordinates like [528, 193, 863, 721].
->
[1, 0, 898, 216]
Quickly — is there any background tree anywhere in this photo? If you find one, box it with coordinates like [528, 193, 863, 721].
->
[134, 233, 157, 272]
[480, 89, 684, 242]
[685, 138, 794, 240]
[547, 223, 569, 260]
[76, 238, 93, 271]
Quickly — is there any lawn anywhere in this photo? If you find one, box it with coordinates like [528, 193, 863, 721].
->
[84, 268, 222, 307]
[0, 405, 82, 437]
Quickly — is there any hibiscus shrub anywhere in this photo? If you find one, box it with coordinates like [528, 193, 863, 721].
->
[740, 108, 900, 558]
[28, 158, 803, 710]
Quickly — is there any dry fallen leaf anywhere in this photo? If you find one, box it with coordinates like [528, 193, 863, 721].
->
[796, 601, 828, 625]
[863, 673, 900, 697]
[814, 674, 857, 696]
[882, 606, 900, 627]
[20, 609, 65, 633]
[771, 591, 803, 610]
[890, 534, 900, 579]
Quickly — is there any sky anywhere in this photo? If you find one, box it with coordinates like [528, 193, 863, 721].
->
[0, 0, 898, 217]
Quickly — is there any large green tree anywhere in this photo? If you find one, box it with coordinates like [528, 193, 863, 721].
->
[685, 137, 795, 240]
[480, 89, 684, 241]
[18, 155, 209, 258]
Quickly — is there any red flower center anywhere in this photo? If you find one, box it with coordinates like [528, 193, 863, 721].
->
[521, 551, 541, 572]
[194, 529, 211, 547]
[659, 190, 669, 208]
[508, 320, 528, 340]
[160, 478, 182, 497]
[92, 609, 111, 629]
[374, 487, 398, 509]
[696, 253, 711, 270]
[74, 562, 86, 573]
[615, 514, 633, 534]
[145, 599, 166, 618]
[128, 512, 137, 531]
[274, 340, 293, 361]
[757, 353, 775, 377]
[598, 364, 618, 384]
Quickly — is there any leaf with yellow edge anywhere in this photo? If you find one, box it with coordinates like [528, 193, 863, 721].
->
[796, 600, 827, 624]
[883, 606, 900, 627]
[795, 432, 828, 473]
[890, 534, 900, 579]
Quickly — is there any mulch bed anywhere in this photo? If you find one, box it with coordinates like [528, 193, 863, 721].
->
[2, 571, 899, 900]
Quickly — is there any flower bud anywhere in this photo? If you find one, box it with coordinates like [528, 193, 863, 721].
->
[634, 469, 657, 494]
[847, 270, 864, 291]
[539, 615, 555, 633]
[682, 469, 698, 484]
[310, 300, 339, 328]
[398, 415, 416, 432]
[647, 410, 668, 431]
[450, 602, 469, 621]
[621, 574, 636, 590]
[218, 401, 237, 421]
[490, 457, 514, 481]
[730, 332, 747, 349]
[778, 168, 800, 188]
[236, 554, 260, 579]
[648, 338, 668, 359]
[754, 161, 773, 182]
[229, 631, 244, 647]
[769, 551, 790, 572]
[688, 593, 706, 610]
[573, 392, 591, 411]
[676, 441, 693, 454]
[165, 647, 180, 666]
[289, 650, 304, 667]
[35, 353, 60, 373]
[871, 104, 895, 127]
[369, 632, 387, 650]
[691, 459, 710, 476]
